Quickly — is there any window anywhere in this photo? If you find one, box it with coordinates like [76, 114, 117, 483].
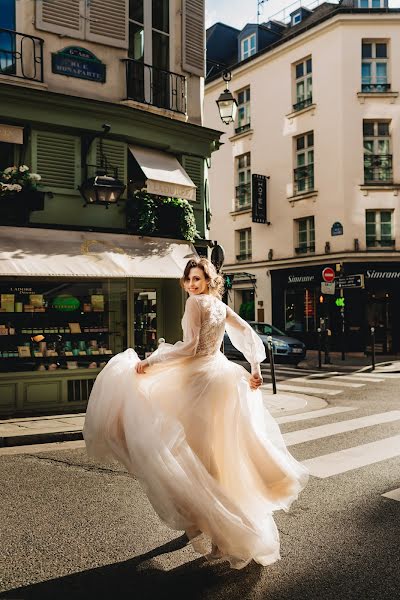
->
[0, 142, 15, 171]
[358, 1, 387, 8]
[241, 34, 256, 61]
[294, 132, 314, 194]
[285, 288, 317, 333]
[0, 0, 16, 75]
[236, 87, 251, 134]
[235, 152, 251, 210]
[296, 217, 315, 254]
[237, 228, 252, 261]
[292, 12, 302, 25]
[363, 121, 392, 184]
[293, 57, 312, 111]
[366, 211, 394, 248]
[361, 41, 389, 92]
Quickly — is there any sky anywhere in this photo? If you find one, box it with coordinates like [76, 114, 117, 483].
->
[205, 0, 400, 30]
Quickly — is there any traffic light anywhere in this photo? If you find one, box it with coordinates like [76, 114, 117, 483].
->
[224, 274, 234, 290]
[335, 297, 345, 307]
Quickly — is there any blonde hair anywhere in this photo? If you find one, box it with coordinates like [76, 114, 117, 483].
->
[180, 258, 225, 299]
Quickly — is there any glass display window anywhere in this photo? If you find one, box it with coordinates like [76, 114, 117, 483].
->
[285, 288, 316, 333]
[134, 288, 158, 358]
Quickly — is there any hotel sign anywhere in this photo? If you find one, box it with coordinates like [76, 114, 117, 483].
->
[52, 46, 106, 83]
[252, 174, 268, 224]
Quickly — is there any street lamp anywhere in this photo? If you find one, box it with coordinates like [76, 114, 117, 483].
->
[216, 70, 238, 125]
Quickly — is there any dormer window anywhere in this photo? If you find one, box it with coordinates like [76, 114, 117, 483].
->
[241, 34, 256, 61]
[292, 12, 302, 25]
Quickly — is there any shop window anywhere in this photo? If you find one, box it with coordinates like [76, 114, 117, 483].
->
[0, 142, 16, 171]
[285, 288, 316, 333]
[236, 228, 252, 261]
[295, 216, 315, 254]
[294, 131, 314, 195]
[235, 152, 251, 211]
[236, 87, 251, 134]
[365, 210, 394, 248]
[293, 56, 312, 111]
[241, 34, 256, 61]
[134, 288, 158, 358]
[0, 279, 127, 374]
[363, 120, 392, 184]
[238, 289, 255, 321]
[362, 40, 389, 92]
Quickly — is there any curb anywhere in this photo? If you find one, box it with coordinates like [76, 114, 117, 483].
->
[0, 430, 83, 448]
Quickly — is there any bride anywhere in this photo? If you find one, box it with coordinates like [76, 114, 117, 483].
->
[83, 258, 308, 569]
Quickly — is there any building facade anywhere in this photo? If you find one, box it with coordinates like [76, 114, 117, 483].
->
[205, 0, 400, 355]
[0, 0, 221, 415]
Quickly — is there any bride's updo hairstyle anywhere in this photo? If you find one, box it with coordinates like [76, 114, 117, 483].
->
[181, 258, 225, 299]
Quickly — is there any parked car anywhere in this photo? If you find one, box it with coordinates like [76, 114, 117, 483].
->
[224, 321, 306, 365]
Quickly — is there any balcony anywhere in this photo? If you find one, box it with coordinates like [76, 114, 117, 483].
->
[236, 253, 252, 261]
[293, 95, 313, 112]
[366, 238, 395, 249]
[361, 82, 391, 93]
[293, 164, 314, 195]
[0, 28, 44, 83]
[234, 183, 251, 211]
[364, 154, 393, 184]
[295, 244, 315, 255]
[234, 122, 251, 135]
[123, 58, 186, 114]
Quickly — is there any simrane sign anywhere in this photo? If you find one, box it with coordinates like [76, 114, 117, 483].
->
[366, 269, 400, 279]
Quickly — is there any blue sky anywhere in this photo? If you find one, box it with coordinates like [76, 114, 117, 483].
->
[205, 0, 400, 30]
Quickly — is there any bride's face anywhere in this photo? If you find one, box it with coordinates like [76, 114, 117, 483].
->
[185, 267, 209, 295]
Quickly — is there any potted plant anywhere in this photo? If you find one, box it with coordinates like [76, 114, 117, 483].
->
[0, 165, 45, 223]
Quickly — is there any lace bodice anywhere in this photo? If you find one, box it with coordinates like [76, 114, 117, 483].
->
[193, 295, 226, 356]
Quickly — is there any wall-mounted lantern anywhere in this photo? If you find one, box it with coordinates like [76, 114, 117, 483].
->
[216, 70, 238, 125]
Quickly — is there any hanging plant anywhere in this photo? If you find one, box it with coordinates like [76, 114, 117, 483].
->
[0, 165, 42, 197]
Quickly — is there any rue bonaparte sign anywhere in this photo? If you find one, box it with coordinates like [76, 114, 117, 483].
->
[52, 46, 106, 83]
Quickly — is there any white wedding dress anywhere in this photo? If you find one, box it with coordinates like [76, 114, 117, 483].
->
[84, 294, 308, 569]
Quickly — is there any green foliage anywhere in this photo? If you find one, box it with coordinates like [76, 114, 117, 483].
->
[0, 165, 42, 197]
[239, 301, 255, 321]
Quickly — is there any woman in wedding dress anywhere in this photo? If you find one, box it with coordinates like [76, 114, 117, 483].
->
[83, 258, 308, 569]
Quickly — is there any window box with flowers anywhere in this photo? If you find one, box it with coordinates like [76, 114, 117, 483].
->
[0, 165, 45, 224]
[126, 191, 199, 242]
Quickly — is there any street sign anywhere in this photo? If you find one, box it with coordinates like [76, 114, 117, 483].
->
[331, 222, 343, 236]
[322, 267, 335, 283]
[336, 274, 364, 289]
[321, 281, 335, 294]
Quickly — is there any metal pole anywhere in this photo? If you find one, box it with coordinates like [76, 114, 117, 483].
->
[267, 335, 277, 394]
[340, 288, 345, 361]
[317, 327, 322, 369]
[371, 327, 375, 371]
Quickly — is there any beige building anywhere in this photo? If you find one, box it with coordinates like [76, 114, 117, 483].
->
[205, 0, 400, 355]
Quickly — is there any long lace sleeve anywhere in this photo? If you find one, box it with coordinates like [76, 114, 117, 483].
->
[225, 306, 266, 376]
[147, 295, 202, 365]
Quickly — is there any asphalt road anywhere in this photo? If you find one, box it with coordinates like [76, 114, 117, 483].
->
[1, 373, 399, 600]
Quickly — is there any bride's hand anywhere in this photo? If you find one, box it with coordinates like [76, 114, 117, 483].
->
[249, 374, 263, 391]
[135, 359, 149, 374]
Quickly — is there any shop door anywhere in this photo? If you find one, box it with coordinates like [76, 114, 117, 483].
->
[366, 291, 392, 353]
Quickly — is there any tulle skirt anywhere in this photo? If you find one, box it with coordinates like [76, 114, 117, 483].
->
[83, 348, 308, 569]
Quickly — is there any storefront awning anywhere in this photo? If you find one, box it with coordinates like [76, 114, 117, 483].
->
[129, 145, 197, 201]
[0, 227, 197, 278]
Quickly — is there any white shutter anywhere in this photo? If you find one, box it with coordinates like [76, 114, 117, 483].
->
[182, 0, 205, 77]
[86, 0, 128, 48]
[32, 131, 81, 194]
[35, 0, 85, 39]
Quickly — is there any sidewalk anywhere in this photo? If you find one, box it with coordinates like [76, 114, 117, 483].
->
[298, 350, 400, 371]
[0, 390, 327, 449]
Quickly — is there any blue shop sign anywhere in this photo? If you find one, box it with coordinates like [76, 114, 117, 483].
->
[52, 46, 106, 83]
[331, 221, 343, 236]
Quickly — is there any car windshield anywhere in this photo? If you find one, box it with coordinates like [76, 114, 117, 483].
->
[250, 323, 286, 337]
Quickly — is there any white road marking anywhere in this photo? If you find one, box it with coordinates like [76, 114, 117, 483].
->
[341, 374, 385, 382]
[276, 406, 357, 424]
[382, 488, 400, 502]
[265, 383, 342, 396]
[283, 411, 400, 446]
[291, 378, 364, 388]
[301, 435, 400, 478]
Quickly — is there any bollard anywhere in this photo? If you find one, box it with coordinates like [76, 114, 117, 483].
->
[370, 327, 375, 371]
[267, 336, 277, 394]
[317, 327, 322, 369]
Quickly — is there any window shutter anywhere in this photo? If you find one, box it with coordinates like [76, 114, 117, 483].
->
[32, 131, 81, 194]
[86, 0, 128, 48]
[182, 155, 203, 203]
[182, 0, 205, 77]
[35, 0, 85, 38]
[96, 139, 127, 197]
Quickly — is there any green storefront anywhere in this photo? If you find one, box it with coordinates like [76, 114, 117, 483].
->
[0, 83, 221, 416]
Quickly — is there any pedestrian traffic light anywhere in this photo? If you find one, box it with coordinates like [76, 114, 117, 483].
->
[335, 297, 345, 307]
[224, 274, 234, 290]
[319, 295, 324, 304]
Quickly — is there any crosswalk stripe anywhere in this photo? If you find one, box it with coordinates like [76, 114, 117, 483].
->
[264, 383, 342, 396]
[334, 375, 384, 383]
[382, 488, 400, 502]
[301, 435, 400, 478]
[291, 378, 364, 388]
[261, 366, 321, 375]
[346, 373, 385, 381]
[276, 406, 357, 424]
[283, 410, 400, 447]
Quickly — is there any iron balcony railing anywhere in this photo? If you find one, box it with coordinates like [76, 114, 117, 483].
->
[236, 253, 252, 261]
[366, 238, 395, 248]
[293, 164, 314, 195]
[293, 95, 313, 112]
[235, 183, 251, 211]
[235, 122, 251, 135]
[123, 58, 186, 114]
[0, 28, 44, 82]
[364, 154, 393, 184]
[295, 244, 315, 255]
[361, 82, 391, 93]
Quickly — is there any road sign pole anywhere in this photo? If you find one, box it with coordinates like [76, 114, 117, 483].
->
[340, 288, 345, 361]
[371, 327, 376, 371]
[317, 327, 322, 369]
[267, 336, 277, 394]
